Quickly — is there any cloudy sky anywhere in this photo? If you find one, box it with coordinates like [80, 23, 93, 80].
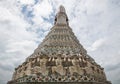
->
[0, 0, 120, 84]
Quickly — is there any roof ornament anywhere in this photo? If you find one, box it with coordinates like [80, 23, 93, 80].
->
[59, 5, 66, 13]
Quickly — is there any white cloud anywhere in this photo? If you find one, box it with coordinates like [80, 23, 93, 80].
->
[84, 0, 108, 14]
[18, 0, 35, 5]
[88, 38, 106, 51]
[33, 0, 53, 18]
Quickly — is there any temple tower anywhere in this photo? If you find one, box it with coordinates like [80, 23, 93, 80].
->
[8, 5, 111, 84]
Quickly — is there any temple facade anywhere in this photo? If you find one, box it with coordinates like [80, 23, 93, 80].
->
[8, 5, 111, 84]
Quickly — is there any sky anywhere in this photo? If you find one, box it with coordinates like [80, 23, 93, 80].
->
[0, 0, 120, 84]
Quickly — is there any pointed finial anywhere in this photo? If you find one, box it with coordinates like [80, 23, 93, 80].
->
[59, 5, 66, 13]
[54, 5, 68, 25]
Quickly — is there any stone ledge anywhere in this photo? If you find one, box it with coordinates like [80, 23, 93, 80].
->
[7, 81, 111, 84]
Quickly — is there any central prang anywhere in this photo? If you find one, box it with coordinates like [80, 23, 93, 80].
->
[8, 5, 111, 84]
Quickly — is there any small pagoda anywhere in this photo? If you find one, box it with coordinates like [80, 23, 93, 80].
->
[8, 5, 111, 84]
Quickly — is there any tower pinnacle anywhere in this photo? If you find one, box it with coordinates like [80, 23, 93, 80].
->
[59, 5, 66, 13]
[54, 5, 68, 25]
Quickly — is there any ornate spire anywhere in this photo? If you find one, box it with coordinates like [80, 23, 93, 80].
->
[30, 5, 88, 58]
[54, 5, 68, 25]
